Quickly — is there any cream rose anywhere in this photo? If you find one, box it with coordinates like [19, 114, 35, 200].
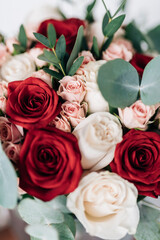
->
[0, 43, 10, 67]
[73, 112, 122, 170]
[29, 48, 47, 68]
[118, 100, 157, 129]
[77, 60, 109, 113]
[102, 38, 134, 62]
[1, 53, 36, 82]
[31, 70, 52, 88]
[67, 171, 139, 240]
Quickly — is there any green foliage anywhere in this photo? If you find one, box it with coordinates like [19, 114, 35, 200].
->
[98, 59, 140, 108]
[103, 15, 125, 37]
[85, 0, 97, 23]
[33, 33, 51, 49]
[102, 12, 110, 35]
[91, 36, 100, 58]
[18, 25, 27, 49]
[0, 144, 17, 209]
[47, 24, 57, 48]
[66, 26, 84, 73]
[68, 56, 84, 76]
[140, 56, 160, 105]
[18, 196, 76, 240]
[148, 25, 160, 53]
[112, 0, 127, 18]
[13, 25, 27, 55]
[56, 35, 66, 60]
[135, 204, 160, 240]
[101, 36, 113, 52]
[43, 68, 63, 80]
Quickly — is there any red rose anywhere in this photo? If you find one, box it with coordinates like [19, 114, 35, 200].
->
[110, 129, 160, 198]
[36, 18, 85, 53]
[19, 127, 82, 201]
[130, 53, 153, 78]
[6, 77, 61, 129]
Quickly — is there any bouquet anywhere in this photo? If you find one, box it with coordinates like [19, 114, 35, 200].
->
[0, 0, 160, 239]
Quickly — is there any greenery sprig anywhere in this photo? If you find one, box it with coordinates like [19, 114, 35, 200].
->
[13, 25, 27, 55]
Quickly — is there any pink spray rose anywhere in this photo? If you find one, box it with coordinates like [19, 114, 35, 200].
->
[79, 51, 95, 66]
[0, 97, 7, 113]
[102, 38, 134, 62]
[0, 117, 23, 143]
[61, 101, 88, 127]
[57, 75, 86, 103]
[31, 70, 52, 88]
[118, 100, 157, 129]
[50, 114, 71, 132]
[3, 142, 21, 164]
[0, 43, 9, 66]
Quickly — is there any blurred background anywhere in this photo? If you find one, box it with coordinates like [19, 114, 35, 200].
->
[1, 0, 160, 239]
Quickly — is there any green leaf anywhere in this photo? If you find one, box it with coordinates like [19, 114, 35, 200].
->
[103, 14, 125, 37]
[46, 195, 70, 214]
[33, 33, 51, 49]
[56, 35, 66, 60]
[85, 0, 96, 23]
[135, 204, 160, 240]
[18, 198, 64, 225]
[53, 223, 74, 240]
[98, 59, 140, 108]
[101, 36, 113, 52]
[43, 68, 63, 80]
[112, 0, 127, 18]
[13, 44, 25, 55]
[125, 22, 147, 53]
[148, 25, 160, 53]
[47, 24, 56, 48]
[44, 49, 60, 64]
[0, 144, 17, 209]
[102, 12, 110, 36]
[66, 26, 84, 73]
[68, 56, 84, 76]
[18, 25, 27, 49]
[26, 225, 58, 240]
[140, 56, 160, 105]
[64, 214, 76, 237]
[91, 36, 100, 58]
[87, 0, 96, 13]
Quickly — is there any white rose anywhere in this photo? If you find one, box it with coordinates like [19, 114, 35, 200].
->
[67, 171, 140, 240]
[78, 60, 109, 113]
[85, 82, 109, 113]
[1, 53, 36, 82]
[73, 112, 122, 170]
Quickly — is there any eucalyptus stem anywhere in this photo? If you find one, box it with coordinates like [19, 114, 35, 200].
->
[101, 0, 111, 21]
[52, 48, 66, 76]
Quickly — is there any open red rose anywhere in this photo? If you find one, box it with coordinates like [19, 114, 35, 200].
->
[19, 127, 82, 201]
[110, 129, 160, 198]
[130, 53, 153, 78]
[6, 77, 61, 129]
[36, 18, 85, 54]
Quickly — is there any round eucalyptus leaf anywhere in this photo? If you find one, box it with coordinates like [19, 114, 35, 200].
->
[26, 225, 58, 240]
[97, 59, 140, 108]
[140, 56, 160, 105]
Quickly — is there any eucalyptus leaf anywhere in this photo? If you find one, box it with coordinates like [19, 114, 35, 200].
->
[112, 0, 127, 18]
[87, 0, 96, 13]
[26, 225, 58, 240]
[98, 59, 140, 108]
[43, 68, 63, 80]
[56, 35, 66, 60]
[101, 36, 113, 52]
[38, 54, 60, 69]
[91, 36, 99, 58]
[135, 204, 160, 240]
[45, 195, 70, 214]
[13, 44, 25, 55]
[18, 198, 64, 225]
[44, 49, 60, 64]
[68, 56, 84, 76]
[47, 24, 56, 48]
[33, 33, 51, 49]
[53, 223, 74, 240]
[66, 26, 84, 73]
[140, 56, 160, 105]
[148, 25, 160, 53]
[102, 12, 110, 36]
[0, 144, 17, 209]
[85, 0, 96, 23]
[103, 14, 125, 37]
[18, 25, 27, 49]
[64, 214, 76, 237]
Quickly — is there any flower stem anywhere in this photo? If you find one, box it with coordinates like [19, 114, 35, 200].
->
[52, 48, 66, 76]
